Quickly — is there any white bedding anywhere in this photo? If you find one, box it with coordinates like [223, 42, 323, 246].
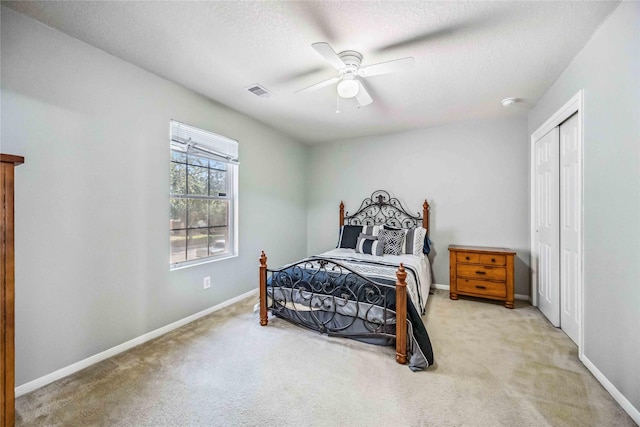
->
[316, 248, 432, 313]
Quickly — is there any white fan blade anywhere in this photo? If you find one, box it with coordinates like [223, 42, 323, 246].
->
[355, 80, 373, 106]
[358, 57, 415, 77]
[312, 42, 346, 70]
[296, 76, 341, 93]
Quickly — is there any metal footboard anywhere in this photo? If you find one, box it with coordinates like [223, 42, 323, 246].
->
[259, 252, 409, 364]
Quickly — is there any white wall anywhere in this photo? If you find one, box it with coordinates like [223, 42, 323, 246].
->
[307, 117, 530, 295]
[528, 1, 640, 415]
[1, 8, 308, 386]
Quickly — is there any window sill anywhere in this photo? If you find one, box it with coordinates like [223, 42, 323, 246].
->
[170, 253, 238, 271]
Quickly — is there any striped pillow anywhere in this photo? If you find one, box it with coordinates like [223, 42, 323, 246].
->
[355, 235, 384, 256]
[403, 227, 427, 255]
[361, 225, 383, 236]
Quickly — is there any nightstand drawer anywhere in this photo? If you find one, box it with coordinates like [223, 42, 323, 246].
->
[456, 252, 480, 263]
[457, 264, 506, 281]
[457, 278, 506, 298]
[478, 254, 506, 266]
[456, 252, 506, 266]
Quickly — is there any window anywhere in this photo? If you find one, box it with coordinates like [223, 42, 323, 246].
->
[169, 120, 238, 268]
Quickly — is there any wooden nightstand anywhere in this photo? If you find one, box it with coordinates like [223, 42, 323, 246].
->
[448, 245, 516, 309]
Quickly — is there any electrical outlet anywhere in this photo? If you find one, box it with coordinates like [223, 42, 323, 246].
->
[203, 276, 211, 289]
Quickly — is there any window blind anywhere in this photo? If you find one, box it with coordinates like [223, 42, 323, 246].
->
[170, 120, 239, 164]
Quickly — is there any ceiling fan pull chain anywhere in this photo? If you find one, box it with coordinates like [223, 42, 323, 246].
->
[336, 94, 341, 114]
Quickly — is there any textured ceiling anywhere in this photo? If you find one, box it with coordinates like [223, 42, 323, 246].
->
[3, 1, 619, 144]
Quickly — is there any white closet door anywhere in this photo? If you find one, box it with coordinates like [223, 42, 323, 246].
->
[560, 114, 581, 344]
[535, 128, 560, 327]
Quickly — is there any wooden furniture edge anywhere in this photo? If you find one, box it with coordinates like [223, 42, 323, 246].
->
[0, 154, 24, 166]
[449, 250, 458, 300]
[259, 251, 268, 326]
[448, 244, 516, 255]
[395, 263, 407, 365]
[422, 200, 429, 232]
[1, 153, 22, 427]
[505, 254, 515, 309]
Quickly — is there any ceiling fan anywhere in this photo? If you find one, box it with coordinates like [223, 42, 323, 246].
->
[296, 42, 415, 107]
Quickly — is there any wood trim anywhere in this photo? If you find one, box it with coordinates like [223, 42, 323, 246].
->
[259, 251, 268, 326]
[1, 154, 22, 427]
[339, 202, 344, 227]
[0, 155, 23, 166]
[505, 254, 515, 309]
[0, 164, 12, 427]
[395, 264, 407, 364]
[448, 244, 515, 255]
[422, 200, 429, 232]
[449, 250, 458, 300]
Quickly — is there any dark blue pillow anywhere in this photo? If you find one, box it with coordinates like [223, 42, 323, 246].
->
[423, 235, 432, 255]
[337, 225, 363, 249]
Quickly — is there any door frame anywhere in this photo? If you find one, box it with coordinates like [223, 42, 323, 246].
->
[530, 90, 584, 354]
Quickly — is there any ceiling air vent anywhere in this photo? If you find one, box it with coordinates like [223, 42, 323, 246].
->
[245, 84, 271, 98]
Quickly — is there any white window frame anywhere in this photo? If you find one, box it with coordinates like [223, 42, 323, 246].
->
[169, 120, 239, 270]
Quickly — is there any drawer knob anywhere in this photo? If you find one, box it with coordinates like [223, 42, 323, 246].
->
[475, 285, 487, 290]
[475, 271, 486, 275]
[491, 258, 496, 262]
[465, 256, 470, 260]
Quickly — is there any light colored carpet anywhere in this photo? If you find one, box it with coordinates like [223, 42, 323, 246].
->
[16, 289, 635, 426]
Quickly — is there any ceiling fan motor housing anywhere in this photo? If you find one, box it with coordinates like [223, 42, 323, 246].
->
[338, 50, 363, 72]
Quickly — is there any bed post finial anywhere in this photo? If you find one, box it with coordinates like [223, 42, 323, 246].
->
[339, 201, 345, 226]
[259, 251, 268, 326]
[395, 263, 408, 365]
[397, 263, 407, 282]
[423, 200, 429, 232]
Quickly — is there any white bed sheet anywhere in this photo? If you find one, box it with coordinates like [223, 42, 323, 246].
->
[316, 248, 432, 313]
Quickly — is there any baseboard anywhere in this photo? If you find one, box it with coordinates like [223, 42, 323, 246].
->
[580, 354, 640, 424]
[15, 288, 258, 397]
[431, 284, 530, 302]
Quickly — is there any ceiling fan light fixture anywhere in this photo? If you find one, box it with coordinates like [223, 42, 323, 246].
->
[299, 42, 415, 107]
[337, 79, 360, 98]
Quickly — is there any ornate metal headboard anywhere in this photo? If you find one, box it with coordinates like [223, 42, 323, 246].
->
[339, 190, 429, 232]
